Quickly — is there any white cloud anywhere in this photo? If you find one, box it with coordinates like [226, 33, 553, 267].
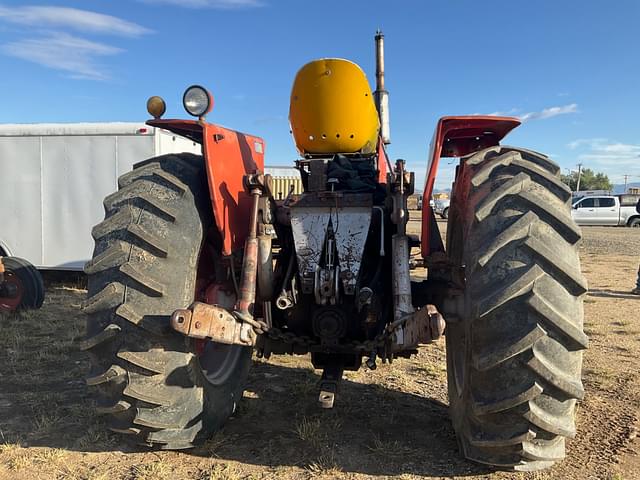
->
[567, 138, 608, 149]
[472, 104, 578, 122]
[487, 108, 519, 117]
[0, 5, 151, 36]
[2, 32, 121, 80]
[139, 0, 264, 8]
[519, 103, 578, 122]
[566, 138, 640, 179]
[0, 5, 152, 80]
[600, 143, 640, 154]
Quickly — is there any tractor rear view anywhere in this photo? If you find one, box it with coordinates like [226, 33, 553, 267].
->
[82, 32, 587, 471]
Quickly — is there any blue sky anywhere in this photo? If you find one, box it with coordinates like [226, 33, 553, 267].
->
[0, 0, 638, 190]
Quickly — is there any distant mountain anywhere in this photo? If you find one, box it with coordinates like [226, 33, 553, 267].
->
[613, 182, 640, 194]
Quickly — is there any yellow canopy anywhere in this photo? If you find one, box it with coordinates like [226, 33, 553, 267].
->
[289, 58, 380, 155]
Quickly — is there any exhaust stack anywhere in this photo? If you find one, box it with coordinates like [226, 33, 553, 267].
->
[374, 30, 391, 145]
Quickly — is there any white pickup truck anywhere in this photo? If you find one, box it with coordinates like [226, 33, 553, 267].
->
[571, 195, 640, 227]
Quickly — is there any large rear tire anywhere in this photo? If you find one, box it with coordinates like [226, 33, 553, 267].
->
[445, 146, 588, 471]
[81, 153, 251, 449]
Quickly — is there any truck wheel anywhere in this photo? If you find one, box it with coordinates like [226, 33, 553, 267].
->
[445, 146, 588, 471]
[628, 217, 640, 228]
[441, 207, 449, 219]
[0, 257, 44, 312]
[81, 153, 252, 449]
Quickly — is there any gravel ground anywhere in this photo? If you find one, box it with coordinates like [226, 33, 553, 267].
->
[579, 226, 640, 257]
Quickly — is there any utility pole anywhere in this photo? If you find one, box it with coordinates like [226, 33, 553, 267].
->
[575, 163, 583, 192]
[623, 174, 629, 193]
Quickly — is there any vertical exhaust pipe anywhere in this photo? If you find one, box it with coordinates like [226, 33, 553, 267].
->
[374, 30, 391, 145]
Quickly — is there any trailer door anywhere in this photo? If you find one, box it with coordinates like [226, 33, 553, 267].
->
[42, 135, 117, 269]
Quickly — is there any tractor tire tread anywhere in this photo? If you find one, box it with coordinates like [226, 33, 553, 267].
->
[446, 146, 586, 471]
[83, 153, 250, 449]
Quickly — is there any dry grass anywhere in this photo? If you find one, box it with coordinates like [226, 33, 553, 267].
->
[132, 460, 173, 480]
[75, 423, 116, 450]
[202, 431, 228, 458]
[290, 370, 319, 397]
[294, 416, 323, 443]
[366, 434, 420, 458]
[0, 443, 31, 471]
[32, 447, 67, 464]
[306, 449, 342, 477]
[199, 462, 243, 480]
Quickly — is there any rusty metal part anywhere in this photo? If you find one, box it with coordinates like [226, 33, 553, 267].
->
[236, 236, 258, 314]
[234, 177, 262, 316]
[257, 308, 413, 360]
[397, 305, 446, 350]
[171, 302, 256, 346]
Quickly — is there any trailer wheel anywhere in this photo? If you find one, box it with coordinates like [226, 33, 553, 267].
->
[0, 257, 44, 312]
[445, 146, 588, 471]
[82, 153, 251, 449]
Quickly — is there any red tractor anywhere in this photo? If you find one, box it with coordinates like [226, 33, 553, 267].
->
[82, 32, 586, 471]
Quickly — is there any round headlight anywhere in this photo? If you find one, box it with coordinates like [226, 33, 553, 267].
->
[146, 96, 166, 119]
[183, 85, 213, 117]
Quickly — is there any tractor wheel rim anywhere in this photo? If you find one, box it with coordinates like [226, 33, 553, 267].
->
[197, 341, 243, 386]
[0, 272, 24, 312]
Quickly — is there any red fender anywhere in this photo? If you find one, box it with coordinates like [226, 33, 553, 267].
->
[148, 119, 265, 256]
[420, 116, 521, 257]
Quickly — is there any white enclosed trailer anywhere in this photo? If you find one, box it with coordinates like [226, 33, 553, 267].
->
[0, 123, 201, 270]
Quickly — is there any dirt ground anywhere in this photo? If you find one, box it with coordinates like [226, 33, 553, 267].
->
[1, 220, 639, 480]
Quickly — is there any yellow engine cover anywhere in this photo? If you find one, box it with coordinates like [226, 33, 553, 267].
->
[289, 58, 380, 155]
